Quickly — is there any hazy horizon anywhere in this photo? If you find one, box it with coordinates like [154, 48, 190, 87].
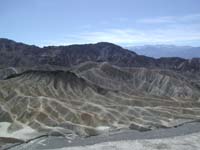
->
[2, 38, 200, 48]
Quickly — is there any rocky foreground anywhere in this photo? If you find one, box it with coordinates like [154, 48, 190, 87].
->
[54, 131, 200, 150]
[2, 122, 200, 150]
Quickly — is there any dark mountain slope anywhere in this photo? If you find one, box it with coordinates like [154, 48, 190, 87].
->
[0, 38, 199, 72]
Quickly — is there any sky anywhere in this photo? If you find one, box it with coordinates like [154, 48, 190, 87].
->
[1, 0, 200, 47]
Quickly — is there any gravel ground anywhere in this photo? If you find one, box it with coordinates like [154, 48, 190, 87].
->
[3, 122, 200, 150]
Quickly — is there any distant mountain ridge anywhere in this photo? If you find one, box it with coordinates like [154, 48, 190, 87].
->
[0, 38, 200, 72]
[127, 45, 200, 59]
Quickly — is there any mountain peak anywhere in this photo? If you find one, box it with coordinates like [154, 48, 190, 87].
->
[95, 42, 121, 46]
[94, 42, 125, 50]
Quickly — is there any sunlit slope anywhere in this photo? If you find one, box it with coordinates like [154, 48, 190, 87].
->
[0, 70, 200, 137]
[73, 62, 200, 99]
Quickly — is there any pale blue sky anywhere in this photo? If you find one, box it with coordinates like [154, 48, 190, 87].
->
[1, 0, 200, 46]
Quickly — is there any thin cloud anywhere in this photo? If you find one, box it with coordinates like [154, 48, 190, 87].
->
[51, 14, 200, 46]
[138, 16, 176, 24]
[63, 22, 200, 46]
[137, 13, 200, 24]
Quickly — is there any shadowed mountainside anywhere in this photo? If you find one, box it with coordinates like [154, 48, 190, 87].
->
[0, 38, 200, 72]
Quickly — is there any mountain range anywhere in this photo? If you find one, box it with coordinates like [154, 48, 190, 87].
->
[128, 45, 200, 59]
[0, 38, 200, 142]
